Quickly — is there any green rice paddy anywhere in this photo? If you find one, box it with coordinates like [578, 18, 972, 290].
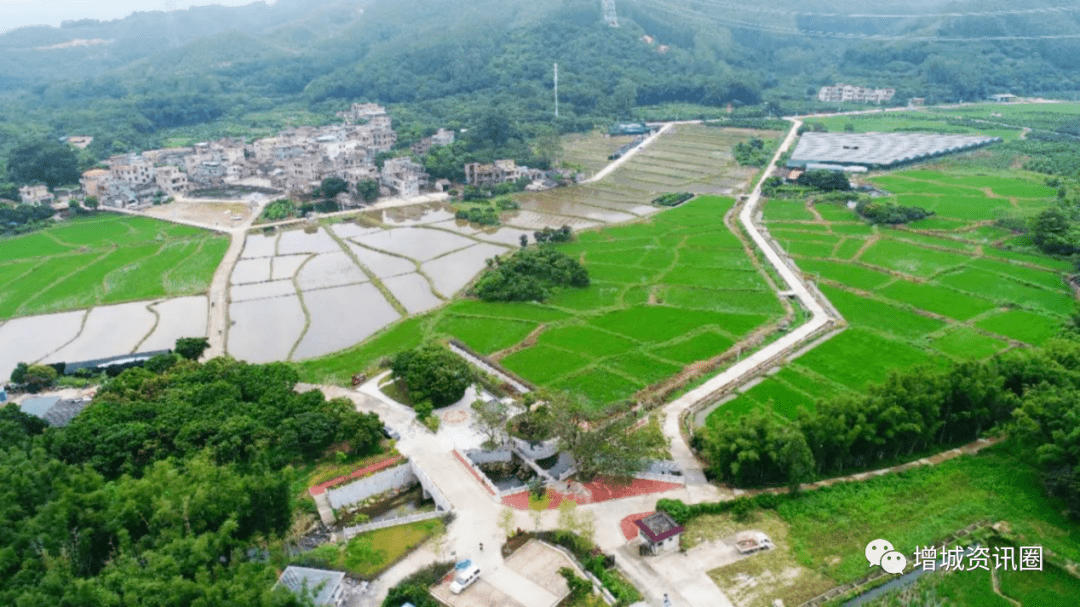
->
[0, 214, 228, 319]
[301, 195, 783, 409]
[709, 162, 1072, 429]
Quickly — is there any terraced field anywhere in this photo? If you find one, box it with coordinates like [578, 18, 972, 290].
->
[510, 124, 777, 233]
[708, 166, 1074, 427]
[0, 214, 228, 319]
[299, 196, 786, 411]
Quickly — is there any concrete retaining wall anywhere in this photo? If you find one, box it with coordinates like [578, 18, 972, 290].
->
[511, 436, 559, 460]
[328, 464, 416, 509]
[454, 449, 501, 496]
[465, 448, 512, 464]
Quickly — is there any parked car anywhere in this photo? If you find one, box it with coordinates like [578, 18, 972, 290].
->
[382, 425, 401, 440]
[449, 563, 480, 594]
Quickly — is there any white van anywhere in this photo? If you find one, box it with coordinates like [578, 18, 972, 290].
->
[449, 563, 481, 594]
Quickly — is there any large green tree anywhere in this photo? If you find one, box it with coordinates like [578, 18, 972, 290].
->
[390, 343, 473, 409]
[6, 139, 81, 188]
[546, 393, 666, 482]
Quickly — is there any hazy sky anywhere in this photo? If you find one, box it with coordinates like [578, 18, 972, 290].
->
[1, 0, 274, 33]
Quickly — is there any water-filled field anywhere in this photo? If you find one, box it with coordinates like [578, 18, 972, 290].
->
[300, 195, 785, 411]
[0, 296, 210, 381]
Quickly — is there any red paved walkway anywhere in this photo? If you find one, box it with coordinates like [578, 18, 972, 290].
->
[308, 455, 404, 496]
[502, 477, 681, 510]
[620, 511, 655, 542]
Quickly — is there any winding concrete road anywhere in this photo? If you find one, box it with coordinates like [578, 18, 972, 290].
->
[305, 117, 852, 607]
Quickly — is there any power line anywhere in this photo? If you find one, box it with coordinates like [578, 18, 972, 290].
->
[634, 0, 1080, 41]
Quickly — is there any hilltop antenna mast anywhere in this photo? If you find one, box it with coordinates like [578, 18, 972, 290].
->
[554, 63, 559, 118]
[602, 0, 618, 27]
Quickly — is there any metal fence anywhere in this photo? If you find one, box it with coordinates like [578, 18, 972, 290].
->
[341, 510, 449, 540]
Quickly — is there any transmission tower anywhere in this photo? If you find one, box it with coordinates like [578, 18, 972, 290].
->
[602, 0, 618, 27]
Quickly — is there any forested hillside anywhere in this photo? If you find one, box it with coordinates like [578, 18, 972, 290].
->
[0, 355, 384, 605]
[4, 0, 1080, 182]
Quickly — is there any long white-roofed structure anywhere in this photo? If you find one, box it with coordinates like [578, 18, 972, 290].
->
[788, 132, 1000, 170]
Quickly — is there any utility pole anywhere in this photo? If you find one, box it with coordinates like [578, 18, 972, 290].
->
[554, 63, 559, 118]
[602, 0, 618, 27]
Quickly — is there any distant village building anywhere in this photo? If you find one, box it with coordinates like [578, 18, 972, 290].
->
[80, 169, 110, 198]
[18, 396, 91, 428]
[275, 566, 347, 607]
[610, 123, 651, 136]
[634, 512, 684, 555]
[381, 157, 428, 198]
[65, 136, 94, 149]
[464, 159, 542, 187]
[154, 166, 189, 196]
[991, 93, 1018, 103]
[413, 127, 456, 156]
[18, 184, 53, 205]
[69, 102, 414, 208]
[108, 154, 155, 186]
[817, 83, 896, 104]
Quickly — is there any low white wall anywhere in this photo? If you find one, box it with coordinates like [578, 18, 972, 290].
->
[328, 464, 416, 510]
[411, 460, 452, 511]
[512, 436, 559, 460]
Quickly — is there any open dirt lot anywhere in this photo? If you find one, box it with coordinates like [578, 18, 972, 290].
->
[143, 199, 254, 229]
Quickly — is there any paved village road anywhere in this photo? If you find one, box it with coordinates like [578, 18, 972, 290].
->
[293, 117, 856, 607]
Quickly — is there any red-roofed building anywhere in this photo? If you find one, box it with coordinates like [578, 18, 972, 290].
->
[633, 511, 684, 555]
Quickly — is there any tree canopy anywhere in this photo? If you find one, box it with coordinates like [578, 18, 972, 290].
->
[697, 335, 1080, 520]
[6, 139, 81, 188]
[471, 247, 589, 302]
[0, 354, 384, 605]
[390, 342, 473, 409]
[50, 357, 383, 477]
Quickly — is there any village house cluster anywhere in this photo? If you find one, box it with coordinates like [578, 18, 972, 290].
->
[817, 83, 896, 104]
[69, 104, 434, 209]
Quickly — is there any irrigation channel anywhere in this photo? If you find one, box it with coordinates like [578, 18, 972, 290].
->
[843, 546, 981, 607]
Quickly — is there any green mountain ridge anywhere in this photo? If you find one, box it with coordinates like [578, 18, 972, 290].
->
[3, 0, 1080, 178]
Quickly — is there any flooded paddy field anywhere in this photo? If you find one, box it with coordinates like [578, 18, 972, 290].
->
[230, 258, 272, 285]
[420, 243, 507, 297]
[45, 302, 159, 363]
[138, 296, 209, 351]
[277, 228, 341, 255]
[228, 295, 307, 363]
[240, 232, 278, 258]
[230, 279, 298, 303]
[0, 310, 86, 380]
[226, 221, 511, 362]
[503, 209, 603, 231]
[271, 254, 310, 280]
[383, 273, 443, 314]
[292, 283, 401, 360]
[354, 226, 477, 261]
[344, 242, 416, 278]
[295, 252, 369, 291]
[0, 296, 211, 380]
